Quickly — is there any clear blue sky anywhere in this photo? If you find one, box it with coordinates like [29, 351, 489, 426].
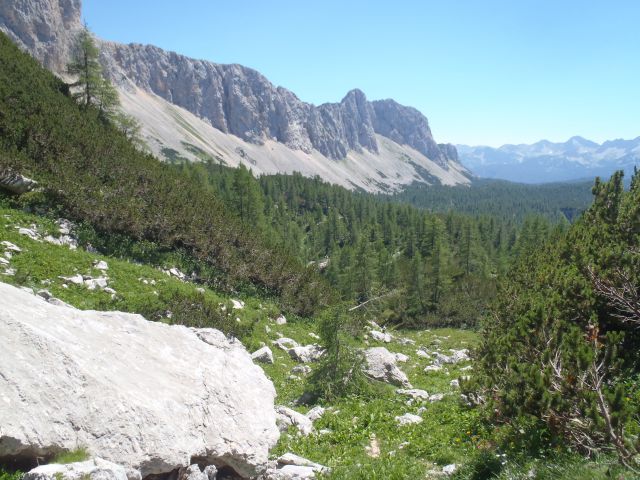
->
[83, 0, 640, 147]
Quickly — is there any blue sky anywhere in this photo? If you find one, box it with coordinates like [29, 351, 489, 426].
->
[83, 0, 640, 147]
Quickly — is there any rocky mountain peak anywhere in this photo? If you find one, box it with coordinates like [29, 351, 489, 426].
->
[1, 0, 469, 191]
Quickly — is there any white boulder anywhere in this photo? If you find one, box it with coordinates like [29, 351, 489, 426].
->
[305, 406, 326, 422]
[251, 346, 274, 364]
[24, 458, 127, 480]
[396, 389, 430, 401]
[94, 260, 109, 271]
[363, 347, 412, 388]
[275, 406, 313, 436]
[395, 413, 423, 426]
[288, 345, 324, 363]
[273, 337, 299, 351]
[369, 330, 392, 343]
[0, 282, 278, 478]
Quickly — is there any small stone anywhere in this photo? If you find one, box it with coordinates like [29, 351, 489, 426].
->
[94, 260, 109, 270]
[251, 346, 274, 364]
[395, 413, 423, 426]
[60, 274, 84, 285]
[442, 464, 457, 475]
[231, 299, 245, 309]
[369, 330, 392, 343]
[306, 406, 325, 421]
[1, 241, 21, 252]
[275, 314, 287, 325]
[272, 337, 299, 351]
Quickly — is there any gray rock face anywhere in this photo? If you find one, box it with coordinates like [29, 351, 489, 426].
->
[0, 169, 39, 194]
[0, 282, 278, 478]
[0, 0, 459, 168]
[0, 0, 82, 73]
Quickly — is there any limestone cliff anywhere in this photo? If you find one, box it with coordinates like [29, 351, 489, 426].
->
[0, 0, 469, 191]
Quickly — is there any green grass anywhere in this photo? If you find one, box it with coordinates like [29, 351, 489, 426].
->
[0, 469, 23, 480]
[49, 449, 90, 465]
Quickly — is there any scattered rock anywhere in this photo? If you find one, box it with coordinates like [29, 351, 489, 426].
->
[394, 352, 409, 363]
[398, 337, 416, 345]
[443, 464, 458, 475]
[94, 260, 109, 271]
[0, 170, 38, 195]
[308, 332, 320, 340]
[231, 298, 245, 309]
[251, 346, 274, 364]
[395, 413, 423, 426]
[429, 393, 445, 403]
[275, 314, 287, 325]
[432, 349, 469, 366]
[167, 267, 186, 281]
[273, 337, 299, 351]
[365, 434, 381, 458]
[396, 388, 430, 401]
[288, 345, 324, 363]
[16, 225, 40, 241]
[60, 274, 84, 285]
[1, 241, 21, 252]
[450, 379, 460, 389]
[264, 453, 328, 479]
[305, 406, 325, 422]
[369, 330, 392, 343]
[275, 406, 313, 436]
[363, 347, 412, 388]
[84, 276, 109, 291]
[424, 364, 443, 372]
[291, 365, 311, 375]
[23, 458, 128, 480]
[416, 349, 430, 358]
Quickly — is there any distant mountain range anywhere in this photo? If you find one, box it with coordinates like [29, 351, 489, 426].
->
[458, 136, 640, 183]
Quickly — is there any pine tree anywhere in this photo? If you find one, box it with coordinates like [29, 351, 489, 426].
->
[67, 27, 119, 120]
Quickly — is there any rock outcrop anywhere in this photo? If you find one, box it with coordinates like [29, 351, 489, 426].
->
[0, 282, 279, 478]
[0, 0, 82, 73]
[0, 0, 471, 193]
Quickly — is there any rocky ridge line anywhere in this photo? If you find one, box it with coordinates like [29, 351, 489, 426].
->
[1, 0, 458, 168]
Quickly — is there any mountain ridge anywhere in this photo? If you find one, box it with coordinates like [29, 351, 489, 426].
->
[458, 136, 640, 183]
[0, 0, 470, 192]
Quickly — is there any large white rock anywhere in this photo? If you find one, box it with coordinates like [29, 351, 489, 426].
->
[24, 458, 127, 480]
[0, 282, 279, 478]
[362, 347, 412, 388]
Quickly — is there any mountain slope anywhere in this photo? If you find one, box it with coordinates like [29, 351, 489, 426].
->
[459, 136, 640, 183]
[0, 0, 470, 192]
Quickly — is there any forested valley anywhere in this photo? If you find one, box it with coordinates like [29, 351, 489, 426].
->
[1, 28, 639, 479]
